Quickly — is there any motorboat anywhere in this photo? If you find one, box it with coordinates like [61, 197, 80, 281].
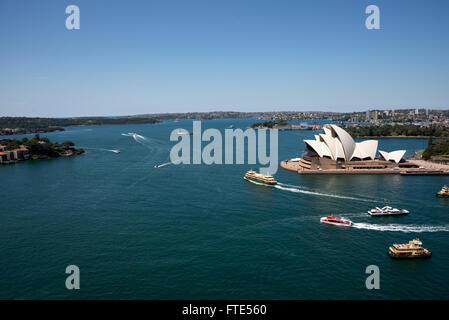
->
[368, 206, 409, 216]
[320, 216, 352, 227]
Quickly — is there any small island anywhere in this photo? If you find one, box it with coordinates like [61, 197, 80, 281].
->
[251, 120, 289, 129]
[250, 120, 320, 130]
[0, 134, 85, 164]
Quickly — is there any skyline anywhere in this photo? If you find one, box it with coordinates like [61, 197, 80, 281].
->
[1, 0, 449, 117]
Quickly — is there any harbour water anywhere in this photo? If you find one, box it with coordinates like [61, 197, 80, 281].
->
[1, 118, 448, 299]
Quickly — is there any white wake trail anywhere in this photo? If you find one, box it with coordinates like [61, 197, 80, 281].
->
[352, 223, 449, 233]
[121, 132, 152, 148]
[275, 184, 371, 201]
[155, 162, 172, 168]
[82, 147, 118, 153]
[243, 177, 276, 187]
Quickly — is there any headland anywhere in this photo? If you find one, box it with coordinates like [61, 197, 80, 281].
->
[281, 124, 449, 175]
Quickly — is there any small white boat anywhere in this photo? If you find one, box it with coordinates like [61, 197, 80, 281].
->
[368, 206, 409, 216]
[177, 130, 192, 135]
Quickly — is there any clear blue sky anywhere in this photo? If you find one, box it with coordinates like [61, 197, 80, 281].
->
[0, 0, 448, 117]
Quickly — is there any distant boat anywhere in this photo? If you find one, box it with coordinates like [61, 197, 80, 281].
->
[228, 124, 234, 129]
[436, 185, 449, 197]
[177, 130, 192, 135]
[112, 150, 120, 153]
[299, 123, 312, 130]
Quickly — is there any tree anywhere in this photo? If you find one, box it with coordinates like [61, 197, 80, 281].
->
[61, 141, 75, 150]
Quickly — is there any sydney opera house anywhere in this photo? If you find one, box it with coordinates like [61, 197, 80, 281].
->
[281, 124, 419, 174]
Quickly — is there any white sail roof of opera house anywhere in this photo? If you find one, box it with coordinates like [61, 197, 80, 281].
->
[303, 124, 405, 162]
[378, 150, 407, 164]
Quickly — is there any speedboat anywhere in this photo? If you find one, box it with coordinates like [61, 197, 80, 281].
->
[320, 216, 352, 227]
[112, 150, 120, 153]
[177, 130, 192, 135]
[368, 206, 409, 216]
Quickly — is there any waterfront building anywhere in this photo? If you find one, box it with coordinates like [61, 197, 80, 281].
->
[13, 148, 29, 160]
[0, 152, 7, 163]
[281, 124, 415, 174]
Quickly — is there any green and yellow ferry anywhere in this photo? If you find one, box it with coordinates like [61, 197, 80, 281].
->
[244, 170, 277, 186]
[388, 238, 432, 259]
[436, 185, 449, 197]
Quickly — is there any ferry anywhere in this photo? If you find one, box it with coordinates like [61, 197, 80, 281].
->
[299, 123, 312, 130]
[436, 185, 449, 197]
[244, 170, 277, 185]
[368, 206, 409, 216]
[320, 216, 352, 227]
[388, 238, 432, 259]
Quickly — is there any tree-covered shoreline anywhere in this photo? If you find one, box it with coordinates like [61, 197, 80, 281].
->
[0, 134, 85, 161]
[250, 120, 288, 128]
[0, 116, 160, 135]
[346, 124, 449, 138]
[422, 139, 449, 160]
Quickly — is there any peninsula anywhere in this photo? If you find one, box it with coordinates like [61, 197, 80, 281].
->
[281, 124, 449, 175]
[0, 116, 160, 136]
[0, 134, 85, 164]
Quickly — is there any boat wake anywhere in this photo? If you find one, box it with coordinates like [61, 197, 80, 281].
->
[154, 162, 172, 168]
[82, 147, 120, 153]
[244, 177, 275, 187]
[275, 183, 372, 202]
[121, 132, 148, 144]
[352, 223, 449, 233]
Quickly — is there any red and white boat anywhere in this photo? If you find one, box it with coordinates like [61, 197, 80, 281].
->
[320, 216, 352, 227]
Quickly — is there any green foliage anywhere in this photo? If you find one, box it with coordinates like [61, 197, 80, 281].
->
[422, 139, 449, 160]
[346, 125, 449, 138]
[251, 120, 288, 128]
[0, 136, 81, 159]
[0, 116, 160, 135]
[61, 141, 75, 149]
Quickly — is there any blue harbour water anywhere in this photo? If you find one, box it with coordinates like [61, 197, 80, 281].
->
[1, 119, 448, 299]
